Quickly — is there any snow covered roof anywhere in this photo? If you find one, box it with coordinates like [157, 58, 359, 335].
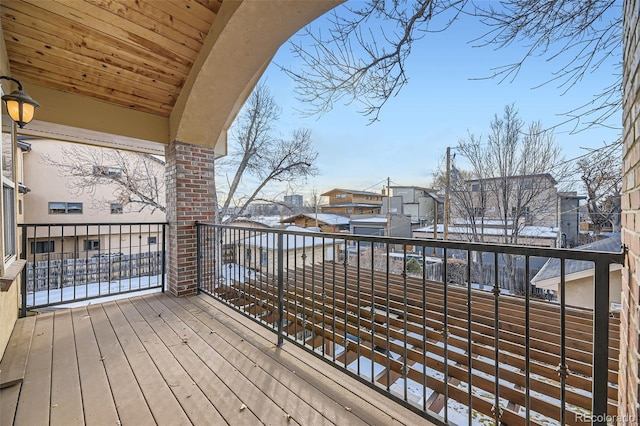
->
[321, 188, 383, 197]
[415, 224, 558, 239]
[280, 213, 350, 226]
[350, 217, 388, 224]
[240, 229, 343, 249]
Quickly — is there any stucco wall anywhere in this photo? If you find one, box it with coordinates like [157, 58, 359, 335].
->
[620, 0, 640, 420]
[0, 278, 19, 360]
[562, 271, 622, 310]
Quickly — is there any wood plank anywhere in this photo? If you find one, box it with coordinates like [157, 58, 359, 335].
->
[149, 293, 340, 426]
[165, 0, 218, 28]
[153, 0, 216, 33]
[0, 383, 21, 426]
[9, 64, 173, 116]
[87, 303, 156, 425]
[1, 2, 190, 77]
[14, 313, 54, 426]
[50, 310, 83, 426]
[88, 0, 209, 45]
[38, 0, 198, 59]
[71, 306, 119, 426]
[3, 33, 178, 93]
[0, 315, 36, 388]
[114, 298, 228, 425]
[0, 11, 185, 86]
[187, 293, 437, 426]
[0, 316, 35, 426]
[99, 300, 192, 426]
[136, 295, 299, 426]
[4, 45, 178, 106]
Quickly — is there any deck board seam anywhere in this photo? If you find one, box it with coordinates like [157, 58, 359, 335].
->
[132, 295, 283, 425]
[186, 293, 429, 426]
[153, 293, 341, 426]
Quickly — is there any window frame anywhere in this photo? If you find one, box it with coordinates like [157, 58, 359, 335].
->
[49, 201, 84, 214]
[1, 126, 17, 263]
[110, 203, 123, 214]
[31, 240, 55, 255]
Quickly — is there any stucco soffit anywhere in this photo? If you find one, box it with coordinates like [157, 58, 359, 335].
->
[171, 0, 342, 153]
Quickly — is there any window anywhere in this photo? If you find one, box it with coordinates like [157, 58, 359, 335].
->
[49, 202, 83, 214]
[84, 239, 100, 251]
[471, 184, 480, 192]
[31, 241, 55, 254]
[261, 251, 268, 265]
[511, 206, 531, 218]
[148, 236, 157, 244]
[2, 131, 15, 260]
[3, 184, 15, 258]
[93, 165, 123, 176]
[110, 203, 123, 214]
[336, 194, 347, 199]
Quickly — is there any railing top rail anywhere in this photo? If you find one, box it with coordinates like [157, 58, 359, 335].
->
[20, 222, 169, 227]
[199, 222, 625, 264]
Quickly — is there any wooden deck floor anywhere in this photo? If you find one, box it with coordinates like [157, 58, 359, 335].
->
[0, 292, 434, 426]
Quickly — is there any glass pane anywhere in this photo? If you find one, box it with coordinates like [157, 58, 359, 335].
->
[67, 202, 83, 214]
[2, 132, 12, 181]
[3, 184, 15, 258]
[49, 202, 66, 214]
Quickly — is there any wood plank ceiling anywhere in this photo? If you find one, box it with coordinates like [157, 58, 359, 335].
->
[0, 0, 222, 117]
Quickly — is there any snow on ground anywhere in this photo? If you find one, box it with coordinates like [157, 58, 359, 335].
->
[27, 275, 163, 309]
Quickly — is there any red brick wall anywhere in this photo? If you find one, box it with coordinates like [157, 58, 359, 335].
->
[165, 141, 216, 296]
[621, 0, 640, 421]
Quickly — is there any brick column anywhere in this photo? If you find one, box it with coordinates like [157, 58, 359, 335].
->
[165, 141, 216, 296]
[620, 0, 640, 422]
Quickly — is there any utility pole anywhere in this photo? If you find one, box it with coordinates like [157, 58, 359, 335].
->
[444, 147, 451, 240]
[386, 177, 391, 237]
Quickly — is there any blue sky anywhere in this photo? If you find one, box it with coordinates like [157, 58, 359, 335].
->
[252, 2, 622, 199]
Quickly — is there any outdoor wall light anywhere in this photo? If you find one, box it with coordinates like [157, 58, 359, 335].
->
[0, 76, 39, 128]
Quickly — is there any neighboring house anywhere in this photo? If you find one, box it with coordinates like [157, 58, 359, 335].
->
[320, 188, 383, 216]
[383, 186, 442, 227]
[414, 220, 559, 248]
[280, 213, 350, 233]
[283, 194, 303, 210]
[20, 139, 166, 260]
[350, 214, 412, 238]
[229, 216, 283, 229]
[531, 235, 623, 310]
[237, 226, 343, 271]
[457, 173, 559, 228]
[558, 192, 585, 248]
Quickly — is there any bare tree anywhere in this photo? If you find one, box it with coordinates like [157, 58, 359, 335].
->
[215, 82, 319, 223]
[42, 146, 165, 214]
[451, 105, 569, 292]
[577, 143, 622, 234]
[282, 0, 621, 131]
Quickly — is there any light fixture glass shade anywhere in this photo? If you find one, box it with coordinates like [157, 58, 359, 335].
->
[2, 89, 39, 128]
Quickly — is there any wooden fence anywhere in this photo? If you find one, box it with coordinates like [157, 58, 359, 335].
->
[26, 251, 165, 292]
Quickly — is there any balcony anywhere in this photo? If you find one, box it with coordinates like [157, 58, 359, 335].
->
[1, 223, 624, 425]
[1, 291, 432, 425]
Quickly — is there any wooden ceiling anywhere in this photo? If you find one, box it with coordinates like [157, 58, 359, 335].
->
[0, 0, 223, 118]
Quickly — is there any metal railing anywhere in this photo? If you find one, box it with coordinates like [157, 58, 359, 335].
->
[19, 222, 167, 314]
[197, 223, 624, 426]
